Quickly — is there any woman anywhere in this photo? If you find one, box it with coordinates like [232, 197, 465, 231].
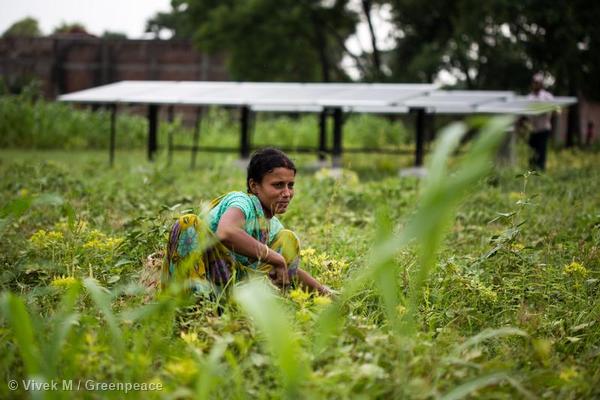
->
[161, 148, 331, 297]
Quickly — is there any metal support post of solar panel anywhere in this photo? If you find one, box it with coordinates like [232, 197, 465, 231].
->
[58, 81, 577, 168]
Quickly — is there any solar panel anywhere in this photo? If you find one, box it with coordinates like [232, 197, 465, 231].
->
[404, 90, 514, 109]
[317, 84, 438, 107]
[180, 84, 348, 106]
[58, 81, 576, 115]
[123, 81, 239, 104]
[58, 81, 178, 103]
[477, 96, 577, 115]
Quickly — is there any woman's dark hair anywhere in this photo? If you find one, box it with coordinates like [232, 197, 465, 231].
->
[247, 148, 296, 192]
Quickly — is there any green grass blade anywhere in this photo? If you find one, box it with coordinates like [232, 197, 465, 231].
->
[454, 327, 529, 355]
[441, 372, 509, 400]
[234, 278, 307, 398]
[46, 283, 81, 369]
[0, 292, 43, 376]
[315, 116, 512, 343]
[83, 278, 125, 354]
[194, 339, 228, 400]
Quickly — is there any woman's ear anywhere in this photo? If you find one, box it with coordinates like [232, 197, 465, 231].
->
[248, 179, 257, 195]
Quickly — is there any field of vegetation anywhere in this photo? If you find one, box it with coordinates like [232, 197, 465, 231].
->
[0, 98, 599, 399]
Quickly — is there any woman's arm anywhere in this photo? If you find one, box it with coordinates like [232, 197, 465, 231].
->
[216, 207, 289, 286]
[295, 268, 334, 296]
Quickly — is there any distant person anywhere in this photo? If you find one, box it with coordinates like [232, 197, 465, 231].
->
[586, 121, 595, 145]
[158, 147, 333, 298]
[527, 73, 554, 171]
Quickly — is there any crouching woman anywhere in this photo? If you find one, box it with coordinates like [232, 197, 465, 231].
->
[162, 148, 331, 297]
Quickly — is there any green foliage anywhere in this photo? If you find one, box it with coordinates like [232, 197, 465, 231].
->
[388, 0, 600, 98]
[101, 31, 128, 40]
[0, 92, 148, 149]
[0, 94, 411, 151]
[0, 117, 599, 398]
[147, 0, 358, 81]
[2, 17, 42, 38]
[52, 22, 88, 35]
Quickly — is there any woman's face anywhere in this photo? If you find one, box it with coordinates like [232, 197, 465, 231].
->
[249, 167, 295, 217]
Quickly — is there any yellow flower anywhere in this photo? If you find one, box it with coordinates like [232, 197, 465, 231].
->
[321, 259, 349, 282]
[180, 331, 199, 344]
[313, 295, 331, 306]
[51, 275, 78, 288]
[165, 359, 198, 382]
[300, 247, 316, 257]
[29, 229, 48, 248]
[19, 188, 29, 197]
[559, 367, 579, 382]
[47, 231, 64, 241]
[29, 229, 64, 249]
[563, 261, 588, 278]
[83, 240, 97, 249]
[289, 288, 310, 306]
[83, 234, 123, 252]
[511, 243, 525, 251]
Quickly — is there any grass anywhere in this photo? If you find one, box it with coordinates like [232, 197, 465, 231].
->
[0, 114, 599, 399]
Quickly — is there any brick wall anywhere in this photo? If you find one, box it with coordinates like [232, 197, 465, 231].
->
[0, 35, 229, 98]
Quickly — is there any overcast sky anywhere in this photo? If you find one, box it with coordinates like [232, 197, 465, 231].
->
[0, 0, 172, 38]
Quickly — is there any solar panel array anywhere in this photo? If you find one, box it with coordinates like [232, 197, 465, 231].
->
[59, 81, 577, 115]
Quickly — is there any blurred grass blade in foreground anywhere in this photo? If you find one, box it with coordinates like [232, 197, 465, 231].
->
[234, 278, 308, 399]
[314, 116, 512, 346]
[83, 277, 125, 354]
[1, 292, 44, 376]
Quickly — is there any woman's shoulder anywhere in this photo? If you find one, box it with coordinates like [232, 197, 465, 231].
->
[220, 191, 251, 202]
[212, 191, 256, 219]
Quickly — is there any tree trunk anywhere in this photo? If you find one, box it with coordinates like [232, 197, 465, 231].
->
[310, 10, 331, 82]
[361, 0, 383, 80]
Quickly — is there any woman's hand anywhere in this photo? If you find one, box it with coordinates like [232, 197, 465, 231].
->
[270, 265, 290, 288]
[267, 250, 289, 288]
[317, 284, 339, 298]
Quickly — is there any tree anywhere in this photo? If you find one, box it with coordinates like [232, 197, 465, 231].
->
[102, 31, 128, 40]
[358, 0, 385, 80]
[500, 0, 600, 145]
[386, 0, 600, 144]
[2, 17, 42, 38]
[386, 0, 530, 88]
[146, 1, 192, 39]
[52, 22, 91, 35]
[146, 0, 359, 82]
[386, 0, 600, 94]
